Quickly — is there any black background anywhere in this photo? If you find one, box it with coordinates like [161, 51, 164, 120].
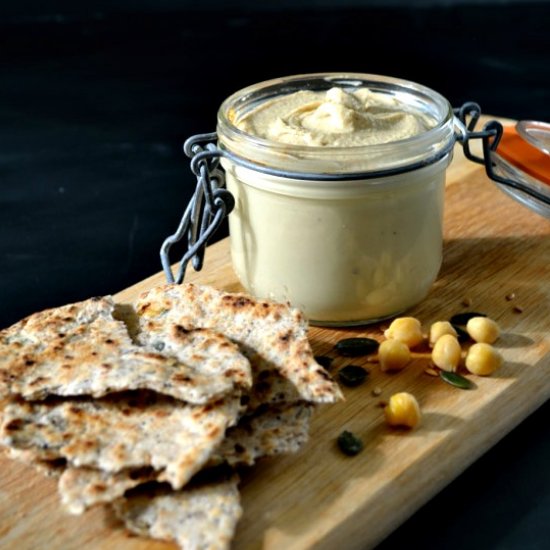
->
[1, 1, 549, 548]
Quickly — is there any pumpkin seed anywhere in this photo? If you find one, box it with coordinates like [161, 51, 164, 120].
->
[439, 370, 476, 390]
[337, 430, 363, 456]
[450, 312, 487, 325]
[335, 337, 379, 357]
[338, 365, 369, 387]
[314, 355, 334, 370]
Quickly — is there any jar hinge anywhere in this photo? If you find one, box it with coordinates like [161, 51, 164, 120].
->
[454, 102, 550, 207]
[160, 132, 234, 284]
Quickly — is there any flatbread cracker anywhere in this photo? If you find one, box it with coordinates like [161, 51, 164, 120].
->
[3, 447, 66, 478]
[136, 283, 342, 404]
[59, 466, 158, 514]
[212, 402, 313, 467]
[0, 283, 334, 550]
[139, 304, 302, 410]
[113, 477, 242, 550]
[0, 296, 251, 403]
[1, 392, 240, 489]
[57, 402, 312, 513]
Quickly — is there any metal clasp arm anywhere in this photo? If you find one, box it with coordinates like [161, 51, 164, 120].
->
[454, 103, 550, 207]
[160, 133, 234, 284]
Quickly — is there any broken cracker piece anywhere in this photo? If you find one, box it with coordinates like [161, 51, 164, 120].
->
[113, 477, 242, 550]
[1, 392, 240, 490]
[0, 296, 251, 404]
[136, 284, 342, 405]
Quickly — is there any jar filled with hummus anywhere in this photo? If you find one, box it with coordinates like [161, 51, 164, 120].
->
[214, 73, 455, 325]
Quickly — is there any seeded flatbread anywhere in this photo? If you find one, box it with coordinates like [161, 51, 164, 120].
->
[2, 447, 66, 478]
[0, 296, 251, 403]
[244, 359, 303, 411]
[59, 466, 158, 514]
[136, 284, 342, 404]
[113, 477, 242, 550]
[139, 305, 302, 410]
[57, 402, 312, 514]
[211, 402, 313, 467]
[1, 392, 240, 489]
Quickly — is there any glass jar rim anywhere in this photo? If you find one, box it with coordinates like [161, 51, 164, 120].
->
[217, 72, 455, 175]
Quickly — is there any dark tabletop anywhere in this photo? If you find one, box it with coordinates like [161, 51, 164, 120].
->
[1, 2, 549, 548]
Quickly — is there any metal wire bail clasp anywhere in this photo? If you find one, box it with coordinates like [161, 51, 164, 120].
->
[160, 132, 234, 284]
[454, 102, 550, 214]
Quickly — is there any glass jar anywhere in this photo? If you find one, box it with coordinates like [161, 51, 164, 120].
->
[216, 73, 455, 325]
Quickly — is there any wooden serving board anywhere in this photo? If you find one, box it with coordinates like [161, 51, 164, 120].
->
[1, 119, 550, 550]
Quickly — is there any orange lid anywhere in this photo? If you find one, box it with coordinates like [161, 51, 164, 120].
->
[497, 125, 550, 186]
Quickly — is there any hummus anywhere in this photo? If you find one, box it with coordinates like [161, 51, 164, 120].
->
[224, 159, 446, 324]
[237, 87, 431, 147]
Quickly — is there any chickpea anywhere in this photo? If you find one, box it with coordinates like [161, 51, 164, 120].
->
[384, 392, 421, 429]
[465, 343, 503, 375]
[429, 321, 457, 347]
[431, 334, 462, 372]
[378, 339, 411, 372]
[383, 317, 424, 348]
[466, 316, 500, 344]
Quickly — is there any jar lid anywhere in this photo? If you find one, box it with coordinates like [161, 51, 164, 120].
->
[516, 120, 550, 155]
[490, 123, 550, 218]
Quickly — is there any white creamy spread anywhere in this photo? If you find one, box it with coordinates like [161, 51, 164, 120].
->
[225, 160, 446, 323]
[237, 87, 430, 147]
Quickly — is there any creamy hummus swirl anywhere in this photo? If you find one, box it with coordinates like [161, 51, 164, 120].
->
[236, 87, 431, 147]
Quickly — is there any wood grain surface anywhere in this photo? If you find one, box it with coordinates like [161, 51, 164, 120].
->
[1, 122, 549, 550]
